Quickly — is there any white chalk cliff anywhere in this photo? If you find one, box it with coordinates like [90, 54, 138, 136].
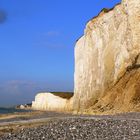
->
[73, 0, 140, 112]
[32, 0, 140, 114]
[32, 93, 72, 111]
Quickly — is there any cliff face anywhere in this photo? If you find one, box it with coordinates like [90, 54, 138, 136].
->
[73, 0, 140, 111]
[32, 93, 72, 111]
[32, 0, 140, 114]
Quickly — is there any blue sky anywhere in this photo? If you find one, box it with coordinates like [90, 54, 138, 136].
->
[0, 0, 121, 106]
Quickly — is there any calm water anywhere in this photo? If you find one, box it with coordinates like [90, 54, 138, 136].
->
[0, 107, 31, 114]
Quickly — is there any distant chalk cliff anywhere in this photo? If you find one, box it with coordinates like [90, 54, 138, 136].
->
[32, 92, 73, 111]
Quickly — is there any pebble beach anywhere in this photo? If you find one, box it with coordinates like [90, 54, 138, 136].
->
[0, 112, 140, 140]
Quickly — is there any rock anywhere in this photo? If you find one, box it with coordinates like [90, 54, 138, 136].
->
[20, 105, 25, 109]
[32, 93, 72, 111]
[16, 103, 32, 109]
[73, 0, 140, 112]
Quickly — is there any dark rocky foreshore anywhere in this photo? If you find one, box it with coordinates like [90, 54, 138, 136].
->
[0, 112, 140, 140]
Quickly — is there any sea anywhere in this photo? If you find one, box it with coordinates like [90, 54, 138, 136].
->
[0, 107, 31, 114]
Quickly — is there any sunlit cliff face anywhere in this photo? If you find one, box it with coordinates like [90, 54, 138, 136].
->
[32, 93, 72, 111]
[73, 0, 140, 111]
[32, 0, 140, 114]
